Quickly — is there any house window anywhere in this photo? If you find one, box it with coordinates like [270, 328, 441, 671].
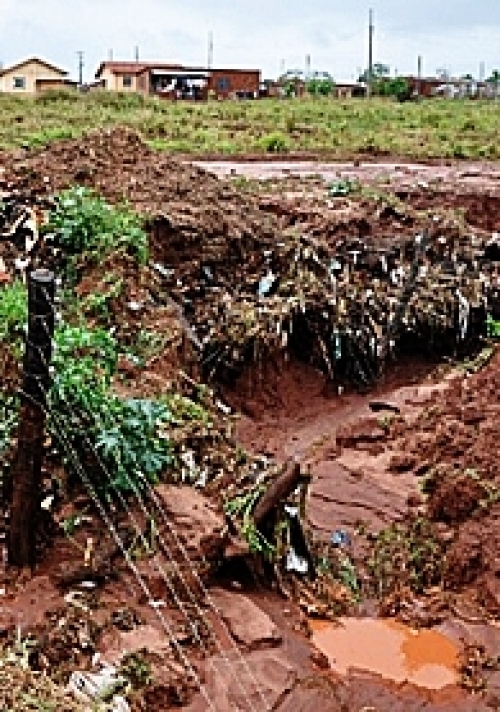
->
[217, 76, 231, 92]
[122, 74, 132, 88]
[13, 76, 26, 90]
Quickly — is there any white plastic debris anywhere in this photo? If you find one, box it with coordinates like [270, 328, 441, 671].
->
[286, 547, 309, 575]
[67, 665, 129, 709]
[258, 270, 276, 297]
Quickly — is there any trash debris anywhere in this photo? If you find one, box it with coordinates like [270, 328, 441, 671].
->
[67, 665, 129, 709]
[330, 530, 352, 548]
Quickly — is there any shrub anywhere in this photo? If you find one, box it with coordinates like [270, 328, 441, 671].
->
[258, 132, 289, 153]
[46, 187, 148, 281]
[0, 281, 27, 350]
[49, 324, 172, 496]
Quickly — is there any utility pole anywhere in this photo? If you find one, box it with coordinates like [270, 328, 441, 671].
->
[109, 48, 114, 61]
[77, 51, 84, 87]
[135, 46, 139, 62]
[479, 61, 485, 82]
[367, 8, 374, 98]
[417, 54, 423, 96]
[8, 269, 55, 568]
[208, 31, 214, 69]
[305, 54, 311, 80]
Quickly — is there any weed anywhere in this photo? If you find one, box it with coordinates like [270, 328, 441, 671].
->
[80, 274, 123, 322]
[225, 486, 275, 556]
[258, 132, 289, 153]
[0, 281, 27, 353]
[487, 314, 500, 339]
[368, 516, 444, 595]
[49, 323, 172, 497]
[46, 187, 148, 282]
[119, 650, 153, 688]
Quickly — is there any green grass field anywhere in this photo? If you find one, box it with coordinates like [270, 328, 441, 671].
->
[1, 90, 499, 160]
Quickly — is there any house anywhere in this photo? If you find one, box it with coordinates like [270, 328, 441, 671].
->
[334, 81, 366, 99]
[95, 61, 261, 99]
[0, 57, 73, 94]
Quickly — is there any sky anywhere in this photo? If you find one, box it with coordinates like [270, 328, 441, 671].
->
[0, 0, 498, 83]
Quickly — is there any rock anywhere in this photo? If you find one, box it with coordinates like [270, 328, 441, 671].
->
[209, 588, 282, 650]
[277, 676, 342, 711]
[100, 624, 171, 664]
[336, 418, 387, 449]
[480, 575, 500, 616]
[309, 648, 330, 670]
[185, 649, 298, 712]
[389, 453, 417, 473]
[155, 485, 227, 562]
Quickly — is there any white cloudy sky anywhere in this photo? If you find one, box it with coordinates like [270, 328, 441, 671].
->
[0, 0, 498, 82]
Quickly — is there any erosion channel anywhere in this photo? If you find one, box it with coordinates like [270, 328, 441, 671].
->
[1, 131, 499, 711]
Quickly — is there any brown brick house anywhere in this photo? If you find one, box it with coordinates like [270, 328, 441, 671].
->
[95, 61, 260, 99]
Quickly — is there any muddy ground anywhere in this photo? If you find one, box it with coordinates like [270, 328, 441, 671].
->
[1, 131, 500, 710]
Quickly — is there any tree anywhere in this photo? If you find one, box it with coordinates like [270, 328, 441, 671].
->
[358, 62, 390, 83]
[487, 70, 500, 84]
[306, 72, 335, 97]
[379, 77, 411, 101]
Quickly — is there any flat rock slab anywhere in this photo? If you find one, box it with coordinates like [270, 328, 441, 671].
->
[185, 648, 298, 712]
[155, 484, 227, 560]
[100, 624, 170, 664]
[209, 588, 282, 650]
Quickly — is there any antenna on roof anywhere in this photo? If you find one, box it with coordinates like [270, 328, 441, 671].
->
[109, 49, 113, 61]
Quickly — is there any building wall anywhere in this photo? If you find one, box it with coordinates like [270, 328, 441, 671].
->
[207, 69, 260, 98]
[99, 67, 141, 92]
[36, 79, 74, 93]
[0, 60, 66, 94]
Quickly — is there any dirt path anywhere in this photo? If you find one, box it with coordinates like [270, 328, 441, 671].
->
[194, 159, 500, 192]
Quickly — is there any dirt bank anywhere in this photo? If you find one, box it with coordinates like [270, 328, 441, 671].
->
[1, 132, 500, 710]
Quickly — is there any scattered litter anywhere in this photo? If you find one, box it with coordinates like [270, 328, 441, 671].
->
[67, 665, 128, 709]
[330, 530, 352, 547]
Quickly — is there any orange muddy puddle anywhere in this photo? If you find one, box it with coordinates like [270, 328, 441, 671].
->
[310, 617, 460, 690]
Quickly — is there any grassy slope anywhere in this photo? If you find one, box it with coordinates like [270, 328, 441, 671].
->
[0, 90, 500, 159]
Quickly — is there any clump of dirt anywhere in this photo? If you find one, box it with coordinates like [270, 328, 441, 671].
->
[366, 348, 500, 597]
[426, 471, 490, 524]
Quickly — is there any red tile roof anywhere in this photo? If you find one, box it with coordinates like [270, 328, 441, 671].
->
[95, 61, 184, 78]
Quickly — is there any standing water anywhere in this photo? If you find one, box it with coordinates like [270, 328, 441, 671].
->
[310, 617, 460, 690]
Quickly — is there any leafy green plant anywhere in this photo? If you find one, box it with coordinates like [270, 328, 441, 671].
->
[258, 132, 289, 153]
[49, 323, 173, 497]
[306, 77, 335, 97]
[487, 314, 500, 339]
[328, 179, 359, 197]
[368, 516, 444, 595]
[46, 187, 148, 281]
[119, 649, 152, 688]
[80, 274, 123, 322]
[0, 281, 27, 352]
[225, 486, 275, 556]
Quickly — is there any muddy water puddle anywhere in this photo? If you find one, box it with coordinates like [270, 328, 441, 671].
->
[310, 617, 460, 690]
